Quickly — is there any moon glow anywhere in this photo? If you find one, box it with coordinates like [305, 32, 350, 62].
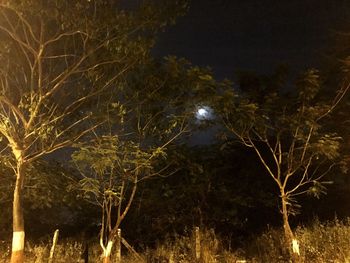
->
[198, 108, 208, 116]
[196, 106, 213, 120]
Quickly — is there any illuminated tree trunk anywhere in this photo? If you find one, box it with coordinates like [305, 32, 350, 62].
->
[281, 194, 293, 247]
[102, 239, 114, 263]
[281, 191, 300, 263]
[11, 159, 26, 263]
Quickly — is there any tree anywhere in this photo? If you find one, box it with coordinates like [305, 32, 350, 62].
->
[72, 136, 153, 262]
[69, 56, 217, 262]
[216, 69, 349, 261]
[0, 1, 187, 262]
[124, 142, 280, 246]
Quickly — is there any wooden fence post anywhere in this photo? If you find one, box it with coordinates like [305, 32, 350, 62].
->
[115, 229, 121, 263]
[195, 226, 200, 260]
[48, 229, 59, 263]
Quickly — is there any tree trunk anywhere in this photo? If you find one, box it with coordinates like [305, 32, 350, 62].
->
[10, 161, 26, 263]
[281, 194, 294, 246]
[281, 192, 300, 263]
[102, 240, 114, 263]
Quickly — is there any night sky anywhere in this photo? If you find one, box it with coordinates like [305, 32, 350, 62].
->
[153, 0, 350, 79]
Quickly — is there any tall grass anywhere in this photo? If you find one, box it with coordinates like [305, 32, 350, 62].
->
[0, 238, 99, 263]
[143, 228, 242, 263]
[0, 229, 241, 263]
[246, 218, 350, 263]
[1, 218, 350, 262]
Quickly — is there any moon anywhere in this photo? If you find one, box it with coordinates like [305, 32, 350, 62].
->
[198, 108, 208, 117]
[196, 106, 213, 120]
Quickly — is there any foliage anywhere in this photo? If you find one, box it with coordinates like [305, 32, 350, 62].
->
[0, 0, 181, 162]
[217, 67, 345, 219]
[0, 2, 350, 262]
[119, 56, 221, 140]
[71, 135, 153, 207]
[0, 160, 84, 237]
[67, 54, 223, 260]
[125, 144, 280, 247]
[0, 1, 190, 261]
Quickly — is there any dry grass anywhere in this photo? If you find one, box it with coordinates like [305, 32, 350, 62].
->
[246, 218, 350, 263]
[1, 219, 350, 262]
[0, 238, 101, 263]
[143, 228, 242, 263]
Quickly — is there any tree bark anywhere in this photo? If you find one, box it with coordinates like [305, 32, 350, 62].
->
[102, 240, 114, 263]
[281, 192, 300, 263]
[10, 161, 26, 263]
[281, 195, 293, 245]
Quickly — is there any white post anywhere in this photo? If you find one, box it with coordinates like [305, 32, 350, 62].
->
[195, 227, 200, 260]
[48, 229, 59, 263]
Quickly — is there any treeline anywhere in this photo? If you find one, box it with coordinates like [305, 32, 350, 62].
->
[0, 1, 349, 263]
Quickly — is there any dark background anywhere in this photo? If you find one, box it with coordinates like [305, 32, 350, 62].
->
[152, 0, 350, 144]
[154, 0, 350, 79]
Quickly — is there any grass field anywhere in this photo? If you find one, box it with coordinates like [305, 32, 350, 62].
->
[1, 218, 350, 262]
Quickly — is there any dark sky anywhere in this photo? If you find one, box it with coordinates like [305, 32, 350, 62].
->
[151, 0, 350, 144]
[153, 0, 350, 79]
